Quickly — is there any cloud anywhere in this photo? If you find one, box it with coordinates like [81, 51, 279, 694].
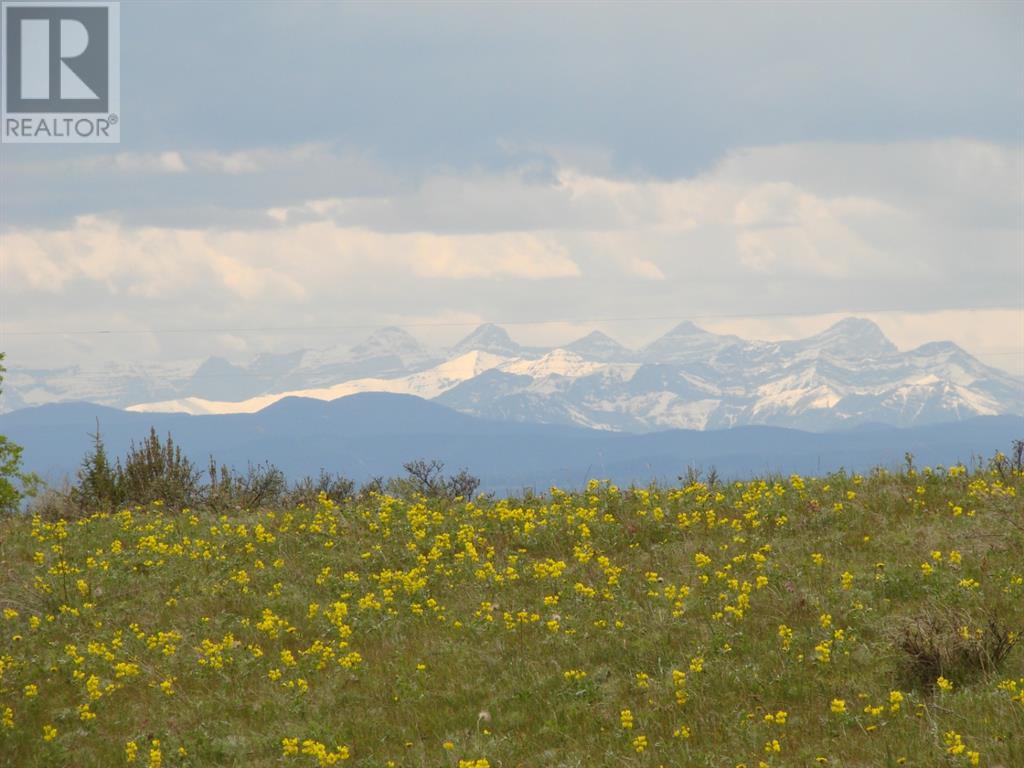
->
[8, 2, 1020, 180]
[192, 151, 260, 175]
[1, 217, 582, 305]
[1, 216, 306, 299]
[243, 139, 1014, 288]
[716, 140, 1022, 229]
[733, 187, 888, 279]
[37, 146, 348, 181]
[215, 334, 250, 353]
[409, 232, 579, 279]
[2, 140, 1018, 374]
[190, 143, 335, 175]
[58, 151, 189, 174]
[623, 257, 666, 281]
[111, 151, 188, 173]
[6, 139, 1016, 295]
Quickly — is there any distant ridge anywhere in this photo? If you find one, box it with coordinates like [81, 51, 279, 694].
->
[3, 394, 1021, 494]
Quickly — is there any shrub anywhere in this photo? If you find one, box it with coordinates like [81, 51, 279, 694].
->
[286, 469, 354, 509]
[26, 482, 80, 521]
[206, 459, 287, 512]
[0, 353, 39, 515]
[894, 605, 1019, 688]
[118, 428, 200, 509]
[679, 465, 719, 488]
[358, 476, 386, 498]
[0, 435, 37, 516]
[396, 459, 480, 501]
[988, 440, 1024, 483]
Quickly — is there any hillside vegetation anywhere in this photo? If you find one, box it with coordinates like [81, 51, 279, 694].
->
[1, 457, 1022, 767]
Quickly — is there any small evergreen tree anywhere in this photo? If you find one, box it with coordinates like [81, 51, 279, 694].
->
[73, 422, 121, 511]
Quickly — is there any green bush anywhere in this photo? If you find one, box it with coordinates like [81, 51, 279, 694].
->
[0, 353, 39, 515]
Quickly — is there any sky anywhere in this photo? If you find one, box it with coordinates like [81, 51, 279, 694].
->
[1, 0, 1022, 376]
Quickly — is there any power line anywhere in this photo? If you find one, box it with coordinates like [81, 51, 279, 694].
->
[2, 306, 1022, 338]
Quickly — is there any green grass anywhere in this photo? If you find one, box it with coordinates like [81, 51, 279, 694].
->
[1, 464, 1022, 768]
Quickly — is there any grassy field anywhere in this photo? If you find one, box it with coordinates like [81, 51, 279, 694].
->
[0, 460, 1022, 768]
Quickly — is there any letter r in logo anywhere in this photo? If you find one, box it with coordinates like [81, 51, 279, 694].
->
[4, 5, 109, 113]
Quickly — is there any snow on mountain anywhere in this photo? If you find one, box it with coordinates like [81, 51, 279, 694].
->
[499, 349, 607, 379]
[1, 359, 202, 412]
[9, 317, 1023, 432]
[586, 391, 722, 431]
[6, 327, 440, 412]
[779, 316, 899, 360]
[295, 326, 438, 387]
[127, 351, 510, 416]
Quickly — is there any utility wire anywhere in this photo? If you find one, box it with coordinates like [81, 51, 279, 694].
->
[2, 306, 1022, 338]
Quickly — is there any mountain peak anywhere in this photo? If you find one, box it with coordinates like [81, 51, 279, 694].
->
[564, 330, 633, 362]
[349, 326, 430, 362]
[664, 320, 711, 336]
[450, 324, 524, 357]
[640, 320, 741, 363]
[910, 340, 967, 356]
[802, 317, 897, 357]
[825, 316, 884, 336]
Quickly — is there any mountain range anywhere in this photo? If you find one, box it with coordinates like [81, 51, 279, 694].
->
[3, 394, 1020, 494]
[4, 318, 1021, 432]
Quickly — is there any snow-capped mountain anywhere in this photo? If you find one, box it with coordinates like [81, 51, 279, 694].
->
[639, 320, 749, 364]
[447, 323, 542, 358]
[347, 327, 436, 367]
[564, 331, 634, 362]
[5, 318, 1022, 432]
[2, 326, 438, 412]
[128, 351, 511, 416]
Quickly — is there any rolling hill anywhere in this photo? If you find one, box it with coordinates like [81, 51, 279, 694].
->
[2, 393, 1020, 493]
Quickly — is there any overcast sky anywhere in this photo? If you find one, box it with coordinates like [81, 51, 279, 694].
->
[1, 0, 1021, 375]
